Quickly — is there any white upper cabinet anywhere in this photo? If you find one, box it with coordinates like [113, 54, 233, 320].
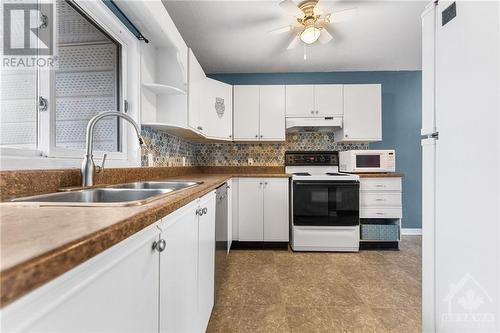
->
[334, 84, 382, 142]
[233, 85, 261, 140]
[188, 49, 206, 134]
[285, 85, 343, 117]
[202, 78, 233, 140]
[233, 85, 285, 141]
[285, 85, 314, 117]
[259, 85, 286, 140]
[313, 85, 343, 116]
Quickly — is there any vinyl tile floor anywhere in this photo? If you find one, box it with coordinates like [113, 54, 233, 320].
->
[207, 236, 421, 333]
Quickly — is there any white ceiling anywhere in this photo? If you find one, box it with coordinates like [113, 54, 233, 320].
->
[162, 0, 427, 74]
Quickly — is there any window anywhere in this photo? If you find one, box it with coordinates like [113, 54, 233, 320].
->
[0, 0, 140, 168]
[54, 1, 121, 152]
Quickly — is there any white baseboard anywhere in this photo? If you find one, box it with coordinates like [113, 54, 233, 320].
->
[401, 228, 422, 235]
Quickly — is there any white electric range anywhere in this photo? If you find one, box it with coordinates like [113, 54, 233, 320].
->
[285, 151, 360, 252]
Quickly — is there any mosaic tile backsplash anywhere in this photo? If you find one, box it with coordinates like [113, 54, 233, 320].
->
[141, 126, 368, 167]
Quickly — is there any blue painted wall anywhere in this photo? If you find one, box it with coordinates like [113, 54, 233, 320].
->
[209, 71, 422, 229]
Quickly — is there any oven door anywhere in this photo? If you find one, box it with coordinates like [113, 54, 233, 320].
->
[293, 180, 359, 227]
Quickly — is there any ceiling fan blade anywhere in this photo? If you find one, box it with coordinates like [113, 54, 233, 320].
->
[287, 35, 301, 50]
[331, 8, 357, 23]
[313, 0, 328, 16]
[279, 0, 304, 18]
[268, 25, 293, 34]
[318, 29, 333, 44]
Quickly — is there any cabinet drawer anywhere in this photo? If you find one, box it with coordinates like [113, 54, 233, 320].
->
[360, 207, 402, 219]
[360, 178, 401, 192]
[360, 193, 402, 207]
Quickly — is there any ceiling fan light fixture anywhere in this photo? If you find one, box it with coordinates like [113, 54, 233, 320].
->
[300, 25, 321, 44]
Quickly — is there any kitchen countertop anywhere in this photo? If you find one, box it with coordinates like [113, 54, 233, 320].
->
[355, 172, 404, 178]
[0, 172, 290, 308]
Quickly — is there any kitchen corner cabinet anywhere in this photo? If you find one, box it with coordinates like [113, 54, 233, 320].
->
[285, 85, 343, 117]
[202, 78, 233, 140]
[233, 85, 285, 141]
[238, 178, 289, 241]
[334, 84, 382, 142]
[1, 223, 161, 333]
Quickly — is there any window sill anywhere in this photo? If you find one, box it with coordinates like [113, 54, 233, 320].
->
[0, 154, 141, 171]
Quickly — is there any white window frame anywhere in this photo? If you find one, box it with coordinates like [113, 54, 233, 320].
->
[0, 0, 141, 170]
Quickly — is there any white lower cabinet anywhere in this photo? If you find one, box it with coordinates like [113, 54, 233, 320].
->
[159, 191, 216, 333]
[1, 223, 161, 333]
[1, 192, 217, 333]
[197, 193, 216, 332]
[237, 178, 289, 242]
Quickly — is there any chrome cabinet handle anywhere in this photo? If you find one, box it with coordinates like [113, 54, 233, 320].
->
[260, 134, 263, 138]
[202, 207, 208, 215]
[375, 185, 386, 188]
[310, 110, 314, 114]
[255, 134, 259, 138]
[197, 126, 203, 131]
[152, 239, 166, 252]
[375, 198, 386, 202]
[315, 110, 319, 114]
[264, 181, 268, 185]
[196, 208, 202, 216]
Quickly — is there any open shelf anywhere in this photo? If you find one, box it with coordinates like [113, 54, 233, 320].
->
[142, 83, 186, 95]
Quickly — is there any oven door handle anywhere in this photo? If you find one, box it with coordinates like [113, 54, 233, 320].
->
[293, 181, 359, 186]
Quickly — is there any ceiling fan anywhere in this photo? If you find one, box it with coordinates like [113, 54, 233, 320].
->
[271, 0, 357, 49]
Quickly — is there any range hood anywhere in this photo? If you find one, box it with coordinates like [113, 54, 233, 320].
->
[285, 117, 343, 132]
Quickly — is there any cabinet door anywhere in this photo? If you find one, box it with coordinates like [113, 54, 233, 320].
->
[226, 179, 233, 252]
[238, 179, 264, 241]
[260, 85, 285, 140]
[198, 192, 216, 332]
[285, 85, 314, 117]
[188, 49, 206, 133]
[159, 201, 199, 333]
[233, 85, 260, 140]
[203, 79, 233, 140]
[263, 179, 289, 241]
[314, 85, 343, 116]
[343, 84, 382, 141]
[2, 223, 161, 333]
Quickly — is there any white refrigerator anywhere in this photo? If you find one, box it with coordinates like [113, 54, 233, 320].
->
[421, 1, 499, 332]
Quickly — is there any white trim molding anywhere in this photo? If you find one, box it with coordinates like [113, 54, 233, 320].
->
[401, 228, 422, 236]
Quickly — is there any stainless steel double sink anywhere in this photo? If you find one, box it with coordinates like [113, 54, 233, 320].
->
[10, 181, 202, 206]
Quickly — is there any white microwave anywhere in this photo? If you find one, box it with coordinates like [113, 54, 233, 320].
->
[339, 150, 396, 173]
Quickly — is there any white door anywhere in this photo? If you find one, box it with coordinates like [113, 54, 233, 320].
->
[434, 2, 499, 331]
[343, 84, 382, 141]
[159, 202, 199, 333]
[238, 178, 264, 241]
[1, 223, 161, 333]
[314, 85, 343, 116]
[233, 85, 260, 140]
[263, 179, 289, 241]
[285, 85, 314, 117]
[188, 49, 205, 133]
[197, 192, 216, 332]
[259, 85, 285, 140]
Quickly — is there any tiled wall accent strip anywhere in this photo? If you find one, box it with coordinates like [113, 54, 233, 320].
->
[141, 126, 368, 167]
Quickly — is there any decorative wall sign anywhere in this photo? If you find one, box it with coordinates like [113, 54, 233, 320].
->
[215, 97, 225, 118]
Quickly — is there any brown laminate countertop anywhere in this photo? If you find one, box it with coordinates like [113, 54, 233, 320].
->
[355, 172, 404, 178]
[0, 172, 290, 308]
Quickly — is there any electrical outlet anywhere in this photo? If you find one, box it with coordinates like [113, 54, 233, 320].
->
[182, 157, 186, 166]
[248, 158, 254, 166]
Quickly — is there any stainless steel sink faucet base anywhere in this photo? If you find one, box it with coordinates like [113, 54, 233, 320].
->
[81, 111, 144, 187]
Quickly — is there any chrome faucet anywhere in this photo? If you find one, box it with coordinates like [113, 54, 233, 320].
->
[81, 111, 144, 187]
